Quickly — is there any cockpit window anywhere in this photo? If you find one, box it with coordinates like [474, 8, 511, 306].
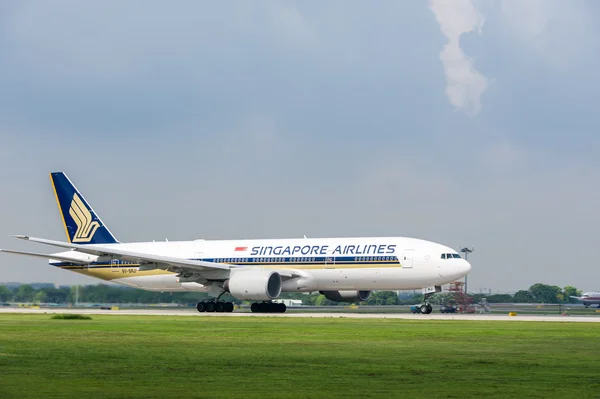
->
[442, 253, 462, 259]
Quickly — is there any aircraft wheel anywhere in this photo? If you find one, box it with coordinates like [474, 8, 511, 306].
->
[196, 302, 206, 313]
[419, 304, 428, 314]
[225, 302, 234, 312]
[205, 302, 216, 312]
[215, 302, 225, 312]
[426, 304, 433, 314]
[251, 303, 259, 313]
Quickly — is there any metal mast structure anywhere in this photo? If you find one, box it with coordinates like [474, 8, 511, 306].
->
[459, 247, 474, 294]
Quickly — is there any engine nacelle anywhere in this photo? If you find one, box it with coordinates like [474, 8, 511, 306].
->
[319, 290, 372, 302]
[225, 269, 282, 301]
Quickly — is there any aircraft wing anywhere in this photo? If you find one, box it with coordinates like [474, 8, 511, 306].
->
[12, 235, 231, 272]
[0, 249, 94, 265]
[9, 236, 303, 279]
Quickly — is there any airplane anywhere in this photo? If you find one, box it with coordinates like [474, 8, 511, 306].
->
[0, 172, 472, 314]
[569, 292, 600, 308]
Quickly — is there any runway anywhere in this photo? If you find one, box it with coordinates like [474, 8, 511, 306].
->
[2, 307, 599, 322]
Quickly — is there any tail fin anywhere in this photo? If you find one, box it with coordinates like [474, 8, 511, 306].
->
[49, 172, 118, 244]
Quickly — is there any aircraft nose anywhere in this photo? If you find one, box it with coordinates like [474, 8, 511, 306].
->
[438, 257, 472, 279]
[459, 259, 472, 276]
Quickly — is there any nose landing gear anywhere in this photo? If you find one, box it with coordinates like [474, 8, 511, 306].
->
[419, 303, 433, 314]
[417, 291, 437, 314]
[410, 289, 439, 314]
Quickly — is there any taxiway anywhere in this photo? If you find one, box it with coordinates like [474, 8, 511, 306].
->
[2, 307, 599, 322]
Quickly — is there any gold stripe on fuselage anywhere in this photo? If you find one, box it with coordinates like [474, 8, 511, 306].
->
[59, 265, 175, 281]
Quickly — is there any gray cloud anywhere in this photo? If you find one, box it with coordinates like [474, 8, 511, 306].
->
[1, 1, 599, 292]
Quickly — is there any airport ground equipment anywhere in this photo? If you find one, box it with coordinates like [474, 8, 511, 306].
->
[440, 304, 457, 313]
[477, 298, 491, 313]
[448, 281, 476, 313]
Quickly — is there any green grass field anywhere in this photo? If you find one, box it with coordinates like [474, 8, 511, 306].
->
[1, 314, 599, 399]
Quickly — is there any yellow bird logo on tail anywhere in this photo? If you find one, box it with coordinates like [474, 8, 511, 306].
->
[69, 193, 100, 242]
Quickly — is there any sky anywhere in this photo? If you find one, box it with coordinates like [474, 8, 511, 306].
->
[0, 0, 599, 293]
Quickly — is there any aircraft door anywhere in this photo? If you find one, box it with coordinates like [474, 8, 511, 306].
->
[324, 256, 335, 269]
[402, 249, 414, 268]
[110, 258, 120, 273]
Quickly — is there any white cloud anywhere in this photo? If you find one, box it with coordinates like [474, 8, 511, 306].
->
[499, 0, 595, 68]
[429, 0, 488, 116]
[500, 0, 549, 38]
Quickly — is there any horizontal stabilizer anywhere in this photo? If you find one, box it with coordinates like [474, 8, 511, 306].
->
[13, 235, 231, 272]
[0, 249, 93, 264]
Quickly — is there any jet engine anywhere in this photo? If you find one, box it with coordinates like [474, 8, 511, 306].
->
[319, 290, 372, 302]
[225, 269, 282, 301]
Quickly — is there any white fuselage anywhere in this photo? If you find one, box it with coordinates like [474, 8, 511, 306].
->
[49, 236, 471, 295]
[579, 292, 600, 307]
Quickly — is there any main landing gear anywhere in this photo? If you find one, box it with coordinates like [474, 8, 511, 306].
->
[250, 302, 287, 313]
[196, 300, 234, 313]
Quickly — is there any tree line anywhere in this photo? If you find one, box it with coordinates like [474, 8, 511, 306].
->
[298, 283, 583, 306]
[0, 284, 224, 306]
[0, 283, 583, 306]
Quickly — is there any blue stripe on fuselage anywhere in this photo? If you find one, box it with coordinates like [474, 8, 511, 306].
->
[49, 255, 400, 268]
